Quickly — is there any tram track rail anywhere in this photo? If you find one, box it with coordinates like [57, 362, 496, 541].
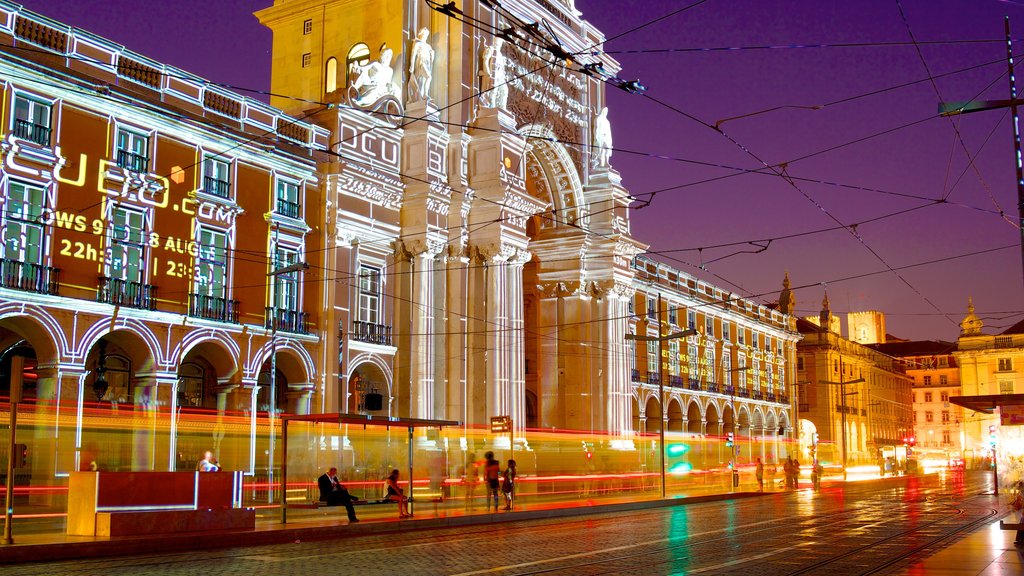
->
[504, 479, 999, 576]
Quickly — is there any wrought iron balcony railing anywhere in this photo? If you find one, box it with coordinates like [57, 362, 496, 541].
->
[275, 198, 301, 219]
[631, 368, 641, 382]
[189, 293, 240, 323]
[203, 175, 230, 198]
[116, 149, 149, 172]
[350, 320, 392, 346]
[265, 307, 310, 334]
[647, 372, 660, 385]
[97, 277, 157, 310]
[0, 259, 59, 295]
[13, 119, 50, 145]
[688, 378, 701, 391]
[668, 375, 684, 388]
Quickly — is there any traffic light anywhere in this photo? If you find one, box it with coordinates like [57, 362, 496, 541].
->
[726, 432, 734, 448]
[989, 425, 997, 449]
[13, 443, 27, 469]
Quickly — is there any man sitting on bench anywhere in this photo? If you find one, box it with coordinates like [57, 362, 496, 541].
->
[317, 467, 360, 523]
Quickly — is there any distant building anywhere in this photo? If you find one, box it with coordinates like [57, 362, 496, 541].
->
[848, 311, 886, 345]
[954, 298, 1024, 466]
[868, 340, 962, 464]
[627, 261, 800, 464]
[795, 297, 913, 467]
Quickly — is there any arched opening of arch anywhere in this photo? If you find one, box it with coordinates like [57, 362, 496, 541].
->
[705, 403, 721, 437]
[685, 401, 702, 434]
[348, 361, 388, 415]
[0, 315, 59, 402]
[520, 127, 592, 432]
[644, 396, 661, 434]
[178, 340, 239, 412]
[667, 398, 683, 432]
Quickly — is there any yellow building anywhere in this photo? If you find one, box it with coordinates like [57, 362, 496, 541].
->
[795, 295, 913, 468]
[954, 299, 1024, 466]
[869, 340, 963, 467]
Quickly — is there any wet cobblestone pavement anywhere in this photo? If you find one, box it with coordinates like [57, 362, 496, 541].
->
[3, 472, 1000, 576]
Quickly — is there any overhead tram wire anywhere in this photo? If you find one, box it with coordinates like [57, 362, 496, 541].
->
[7, 35, 1016, 230]
[636, 90, 958, 325]
[9, 50, 1007, 286]
[601, 37, 1024, 55]
[895, 0, 1009, 213]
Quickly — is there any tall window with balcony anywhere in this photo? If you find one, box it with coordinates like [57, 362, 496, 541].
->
[275, 179, 301, 219]
[115, 128, 149, 172]
[12, 95, 51, 146]
[687, 310, 696, 331]
[100, 207, 153, 309]
[687, 344, 699, 388]
[703, 347, 715, 389]
[191, 228, 236, 322]
[354, 265, 389, 344]
[203, 156, 231, 198]
[2, 181, 57, 294]
[267, 245, 306, 333]
[646, 346, 658, 383]
[646, 297, 656, 320]
[667, 340, 679, 381]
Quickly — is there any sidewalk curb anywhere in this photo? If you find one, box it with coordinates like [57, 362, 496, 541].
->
[0, 491, 766, 564]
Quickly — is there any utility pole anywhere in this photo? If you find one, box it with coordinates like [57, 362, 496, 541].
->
[939, 16, 1024, 285]
[626, 297, 696, 498]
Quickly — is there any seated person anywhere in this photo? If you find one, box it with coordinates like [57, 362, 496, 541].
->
[317, 467, 360, 523]
[386, 469, 411, 518]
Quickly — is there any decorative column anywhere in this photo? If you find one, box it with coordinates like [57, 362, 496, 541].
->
[399, 102, 451, 420]
[466, 105, 544, 435]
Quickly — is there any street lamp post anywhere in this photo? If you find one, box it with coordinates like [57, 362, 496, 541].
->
[725, 365, 750, 491]
[626, 294, 696, 499]
[266, 256, 308, 505]
[841, 389, 860, 482]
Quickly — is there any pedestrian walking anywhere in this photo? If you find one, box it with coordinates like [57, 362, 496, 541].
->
[792, 458, 801, 488]
[755, 457, 764, 492]
[484, 451, 501, 512]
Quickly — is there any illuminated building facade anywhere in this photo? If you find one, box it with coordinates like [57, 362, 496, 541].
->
[0, 0, 800, 492]
[0, 1, 330, 476]
[868, 340, 963, 465]
[954, 299, 1024, 465]
[628, 262, 800, 464]
[795, 297, 914, 467]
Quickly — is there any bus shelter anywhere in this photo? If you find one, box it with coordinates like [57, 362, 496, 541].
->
[280, 413, 459, 523]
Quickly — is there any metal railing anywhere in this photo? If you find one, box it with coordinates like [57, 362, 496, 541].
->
[630, 368, 641, 382]
[13, 118, 50, 145]
[203, 176, 230, 198]
[647, 372, 660, 385]
[350, 321, 392, 346]
[0, 259, 60, 295]
[275, 198, 301, 218]
[116, 149, 149, 172]
[265, 307, 309, 334]
[189, 293, 240, 323]
[97, 277, 157, 310]
[668, 375, 684, 388]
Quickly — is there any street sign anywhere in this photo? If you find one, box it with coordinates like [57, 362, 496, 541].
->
[490, 415, 511, 433]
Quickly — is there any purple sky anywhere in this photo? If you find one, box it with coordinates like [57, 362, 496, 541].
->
[20, 0, 1024, 341]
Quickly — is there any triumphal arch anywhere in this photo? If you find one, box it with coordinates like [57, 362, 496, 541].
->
[257, 0, 645, 437]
